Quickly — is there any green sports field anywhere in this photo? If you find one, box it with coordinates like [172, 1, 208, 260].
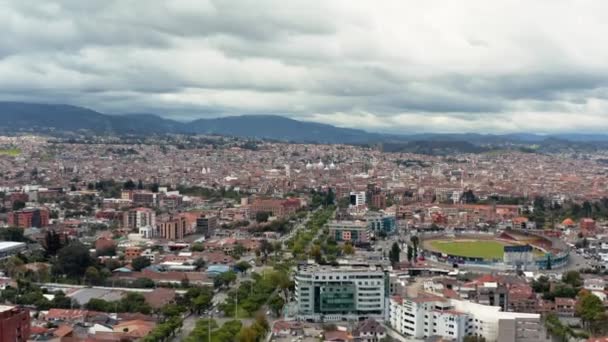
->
[428, 240, 508, 259]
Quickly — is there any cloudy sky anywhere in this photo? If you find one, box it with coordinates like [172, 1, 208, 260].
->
[2, 0, 608, 133]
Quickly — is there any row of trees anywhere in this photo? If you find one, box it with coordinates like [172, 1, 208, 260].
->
[184, 312, 270, 342]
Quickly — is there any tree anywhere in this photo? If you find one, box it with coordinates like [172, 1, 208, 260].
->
[259, 239, 273, 262]
[85, 266, 101, 285]
[235, 261, 252, 273]
[44, 230, 64, 256]
[562, 271, 582, 288]
[461, 190, 477, 204]
[131, 256, 151, 271]
[12, 200, 26, 211]
[215, 271, 237, 288]
[137, 179, 144, 190]
[343, 242, 355, 255]
[268, 293, 285, 316]
[190, 242, 204, 252]
[123, 179, 136, 190]
[410, 236, 419, 260]
[132, 277, 155, 288]
[389, 242, 401, 265]
[0, 227, 28, 242]
[576, 291, 607, 334]
[255, 212, 270, 223]
[53, 242, 94, 279]
[406, 245, 413, 262]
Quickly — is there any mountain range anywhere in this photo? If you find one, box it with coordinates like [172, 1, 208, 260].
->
[1, 101, 608, 150]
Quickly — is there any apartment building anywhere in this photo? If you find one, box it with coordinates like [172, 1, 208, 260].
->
[295, 263, 387, 322]
[157, 215, 188, 241]
[7, 207, 50, 228]
[389, 293, 545, 342]
[123, 207, 156, 230]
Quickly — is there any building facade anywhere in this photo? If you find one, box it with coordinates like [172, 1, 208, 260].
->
[295, 263, 387, 321]
[0, 305, 30, 342]
[196, 215, 217, 237]
[157, 215, 188, 240]
[327, 220, 370, 243]
[123, 207, 156, 230]
[7, 207, 50, 228]
[389, 293, 545, 342]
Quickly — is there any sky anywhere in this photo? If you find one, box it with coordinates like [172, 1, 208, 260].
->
[1, 0, 608, 134]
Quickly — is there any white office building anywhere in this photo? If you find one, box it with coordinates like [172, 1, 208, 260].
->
[295, 263, 387, 322]
[389, 292, 546, 342]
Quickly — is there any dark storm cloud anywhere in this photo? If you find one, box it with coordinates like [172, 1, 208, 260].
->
[1, 0, 608, 133]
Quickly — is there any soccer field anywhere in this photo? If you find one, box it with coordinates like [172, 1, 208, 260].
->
[429, 240, 507, 259]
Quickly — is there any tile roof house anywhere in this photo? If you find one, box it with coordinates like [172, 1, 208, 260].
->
[352, 318, 386, 342]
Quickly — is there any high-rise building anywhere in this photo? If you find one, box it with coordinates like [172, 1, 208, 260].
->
[0, 305, 30, 342]
[7, 208, 50, 228]
[295, 263, 387, 322]
[157, 215, 188, 240]
[196, 215, 217, 238]
[123, 207, 156, 230]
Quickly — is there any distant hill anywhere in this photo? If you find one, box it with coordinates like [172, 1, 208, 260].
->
[0, 102, 382, 144]
[2, 102, 608, 149]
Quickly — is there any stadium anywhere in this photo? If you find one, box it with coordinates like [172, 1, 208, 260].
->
[421, 229, 570, 271]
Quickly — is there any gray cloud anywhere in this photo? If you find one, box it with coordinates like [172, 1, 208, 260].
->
[1, 0, 608, 133]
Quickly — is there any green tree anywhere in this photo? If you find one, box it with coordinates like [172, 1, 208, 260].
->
[131, 256, 151, 271]
[85, 266, 101, 285]
[255, 212, 270, 223]
[406, 245, 413, 262]
[53, 242, 94, 279]
[562, 271, 583, 288]
[576, 291, 607, 334]
[0, 227, 28, 242]
[389, 242, 401, 265]
[343, 242, 355, 255]
[235, 261, 252, 273]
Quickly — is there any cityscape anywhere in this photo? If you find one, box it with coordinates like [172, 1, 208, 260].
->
[2, 2, 608, 342]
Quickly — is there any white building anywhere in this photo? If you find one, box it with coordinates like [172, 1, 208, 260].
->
[350, 191, 366, 206]
[389, 292, 545, 342]
[295, 263, 387, 322]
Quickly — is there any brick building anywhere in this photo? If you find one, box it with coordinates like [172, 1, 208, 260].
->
[0, 305, 30, 342]
[250, 198, 301, 219]
[7, 208, 50, 228]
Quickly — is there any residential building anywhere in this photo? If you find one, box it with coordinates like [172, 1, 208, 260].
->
[157, 215, 188, 240]
[7, 207, 49, 228]
[123, 207, 156, 230]
[0, 305, 30, 342]
[389, 293, 545, 342]
[295, 263, 387, 321]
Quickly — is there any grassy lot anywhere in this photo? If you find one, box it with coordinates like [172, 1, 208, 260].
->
[429, 240, 507, 259]
[0, 148, 21, 156]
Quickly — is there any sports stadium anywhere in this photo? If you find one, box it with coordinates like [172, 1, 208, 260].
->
[421, 229, 570, 271]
